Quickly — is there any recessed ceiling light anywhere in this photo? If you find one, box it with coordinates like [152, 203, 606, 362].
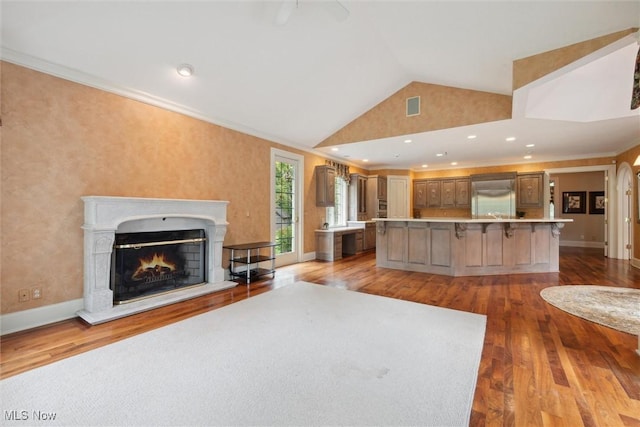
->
[331, 147, 339, 151]
[525, 144, 535, 148]
[451, 162, 458, 166]
[404, 139, 412, 143]
[506, 137, 516, 142]
[436, 153, 444, 157]
[421, 164, 428, 168]
[524, 155, 532, 159]
[467, 135, 477, 139]
[176, 64, 194, 77]
[363, 159, 369, 162]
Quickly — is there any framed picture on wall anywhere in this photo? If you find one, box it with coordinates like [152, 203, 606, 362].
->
[562, 191, 586, 214]
[589, 191, 605, 215]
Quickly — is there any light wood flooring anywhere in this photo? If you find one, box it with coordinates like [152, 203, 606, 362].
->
[1, 247, 639, 426]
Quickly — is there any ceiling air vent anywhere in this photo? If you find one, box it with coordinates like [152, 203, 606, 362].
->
[406, 96, 420, 117]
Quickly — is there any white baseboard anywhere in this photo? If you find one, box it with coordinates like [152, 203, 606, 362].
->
[632, 257, 640, 270]
[303, 251, 316, 262]
[560, 240, 605, 249]
[1, 299, 84, 336]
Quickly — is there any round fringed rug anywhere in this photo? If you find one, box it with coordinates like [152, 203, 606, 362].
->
[540, 285, 640, 335]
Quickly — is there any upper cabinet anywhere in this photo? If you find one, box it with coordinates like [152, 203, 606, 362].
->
[376, 176, 388, 200]
[349, 174, 368, 221]
[413, 180, 428, 209]
[414, 177, 470, 209]
[315, 165, 336, 207]
[366, 175, 388, 218]
[517, 172, 544, 208]
[427, 180, 442, 208]
[442, 178, 470, 208]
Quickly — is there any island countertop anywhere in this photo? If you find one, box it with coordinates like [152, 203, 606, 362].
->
[372, 217, 572, 224]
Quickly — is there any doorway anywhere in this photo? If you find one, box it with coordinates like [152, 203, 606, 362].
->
[546, 164, 617, 258]
[617, 163, 633, 260]
[271, 149, 304, 267]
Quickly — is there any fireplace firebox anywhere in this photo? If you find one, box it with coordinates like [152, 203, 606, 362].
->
[112, 229, 206, 304]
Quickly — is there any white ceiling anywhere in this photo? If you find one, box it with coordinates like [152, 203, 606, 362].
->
[2, 1, 639, 170]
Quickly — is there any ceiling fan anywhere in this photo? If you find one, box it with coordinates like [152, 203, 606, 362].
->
[274, 0, 350, 26]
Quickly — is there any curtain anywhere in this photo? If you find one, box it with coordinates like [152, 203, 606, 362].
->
[325, 160, 350, 181]
[632, 45, 640, 110]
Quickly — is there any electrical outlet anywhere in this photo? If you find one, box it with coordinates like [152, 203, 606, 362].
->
[19, 289, 30, 302]
[31, 287, 42, 299]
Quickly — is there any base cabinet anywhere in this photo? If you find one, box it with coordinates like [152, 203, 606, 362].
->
[347, 221, 377, 251]
[364, 223, 376, 250]
[316, 229, 363, 261]
[376, 220, 563, 276]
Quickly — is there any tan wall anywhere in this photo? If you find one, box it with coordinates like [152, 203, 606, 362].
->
[513, 28, 637, 90]
[550, 171, 605, 243]
[317, 81, 512, 148]
[411, 157, 616, 180]
[0, 62, 335, 314]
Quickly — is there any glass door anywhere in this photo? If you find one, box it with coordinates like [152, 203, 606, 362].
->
[271, 149, 303, 267]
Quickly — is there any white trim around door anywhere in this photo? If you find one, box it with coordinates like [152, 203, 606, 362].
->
[271, 148, 304, 267]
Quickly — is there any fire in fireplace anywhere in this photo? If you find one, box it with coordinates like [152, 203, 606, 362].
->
[111, 229, 206, 304]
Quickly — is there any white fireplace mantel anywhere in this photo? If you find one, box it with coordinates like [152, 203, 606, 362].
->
[78, 196, 236, 324]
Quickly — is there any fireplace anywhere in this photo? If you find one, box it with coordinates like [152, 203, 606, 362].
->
[78, 196, 236, 324]
[112, 229, 207, 303]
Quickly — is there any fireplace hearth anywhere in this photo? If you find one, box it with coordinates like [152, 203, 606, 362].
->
[78, 196, 236, 324]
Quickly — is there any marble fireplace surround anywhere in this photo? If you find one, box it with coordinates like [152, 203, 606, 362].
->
[78, 196, 236, 325]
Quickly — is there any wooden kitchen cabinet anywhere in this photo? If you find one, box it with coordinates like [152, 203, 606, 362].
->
[315, 165, 336, 207]
[426, 180, 441, 208]
[455, 178, 470, 207]
[413, 180, 428, 209]
[364, 222, 376, 250]
[376, 176, 388, 200]
[349, 174, 368, 221]
[441, 180, 456, 207]
[442, 178, 470, 208]
[316, 228, 363, 261]
[347, 221, 376, 251]
[517, 172, 544, 208]
[414, 177, 470, 209]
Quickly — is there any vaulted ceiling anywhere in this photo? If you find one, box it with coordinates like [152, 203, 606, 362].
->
[2, 1, 639, 170]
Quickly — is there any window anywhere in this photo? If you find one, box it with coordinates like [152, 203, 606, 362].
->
[326, 177, 348, 227]
[274, 160, 295, 255]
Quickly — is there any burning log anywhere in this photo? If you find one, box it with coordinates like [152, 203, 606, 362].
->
[132, 252, 177, 281]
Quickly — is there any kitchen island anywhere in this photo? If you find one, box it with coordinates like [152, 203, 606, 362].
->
[374, 218, 572, 276]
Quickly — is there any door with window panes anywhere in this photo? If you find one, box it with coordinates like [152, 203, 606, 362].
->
[273, 151, 302, 266]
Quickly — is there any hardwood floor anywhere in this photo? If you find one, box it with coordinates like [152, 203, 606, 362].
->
[1, 247, 639, 426]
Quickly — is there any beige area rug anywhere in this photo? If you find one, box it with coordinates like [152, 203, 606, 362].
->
[0, 281, 486, 426]
[540, 285, 640, 335]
